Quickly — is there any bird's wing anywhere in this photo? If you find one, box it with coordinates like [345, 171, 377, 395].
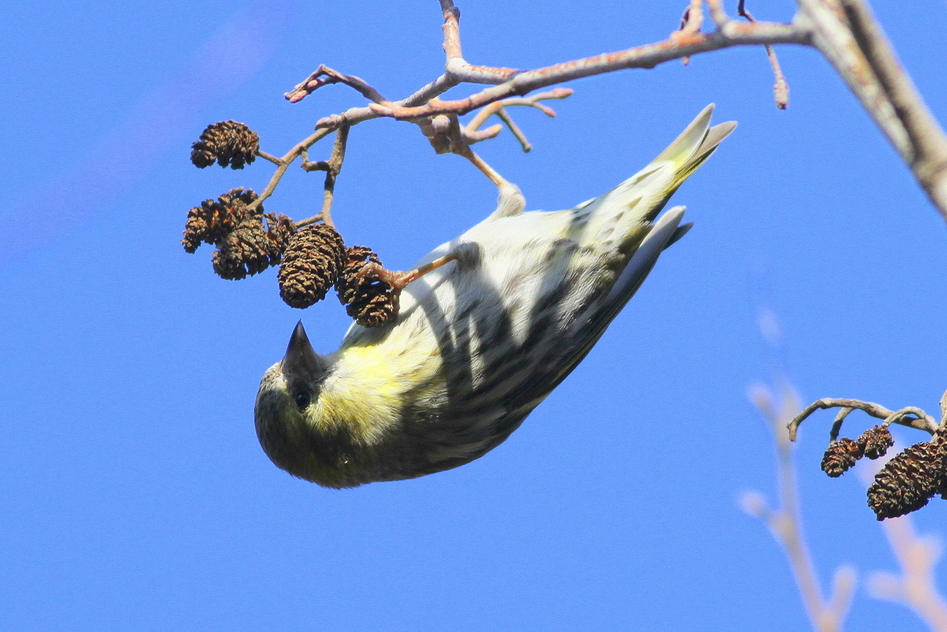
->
[339, 106, 736, 475]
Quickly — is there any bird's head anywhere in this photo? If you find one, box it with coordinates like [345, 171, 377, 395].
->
[254, 321, 335, 481]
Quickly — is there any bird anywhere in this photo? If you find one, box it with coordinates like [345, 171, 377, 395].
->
[254, 104, 736, 488]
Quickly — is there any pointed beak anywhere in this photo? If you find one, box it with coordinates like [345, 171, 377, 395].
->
[282, 321, 324, 377]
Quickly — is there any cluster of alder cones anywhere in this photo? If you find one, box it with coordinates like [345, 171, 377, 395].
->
[183, 121, 398, 327]
[821, 424, 947, 520]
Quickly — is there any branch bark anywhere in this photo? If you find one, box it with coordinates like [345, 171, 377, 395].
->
[262, 0, 947, 223]
[796, 0, 947, 222]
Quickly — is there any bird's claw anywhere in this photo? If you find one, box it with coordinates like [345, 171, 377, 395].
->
[355, 251, 463, 293]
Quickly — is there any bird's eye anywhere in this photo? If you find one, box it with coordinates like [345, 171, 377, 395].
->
[293, 390, 311, 410]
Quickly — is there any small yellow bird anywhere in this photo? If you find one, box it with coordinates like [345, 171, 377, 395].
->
[255, 105, 736, 487]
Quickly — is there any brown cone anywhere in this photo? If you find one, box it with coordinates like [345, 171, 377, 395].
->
[821, 438, 863, 478]
[858, 425, 895, 460]
[867, 441, 947, 520]
[182, 188, 259, 253]
[190, 120, 260, 170]
[277, 224, 347, 309]
[336, 246, 399, 327]
[212, 214, 289, 280]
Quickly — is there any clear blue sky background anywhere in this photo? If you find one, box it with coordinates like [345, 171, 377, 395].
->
[2, 1, 946, 630]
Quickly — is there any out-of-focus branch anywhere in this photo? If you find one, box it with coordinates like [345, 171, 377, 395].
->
[743, 382, 856, 632]
[847, 460, 947, 631]
[868, 512, 947, 631]
[755, 387, 947, 631]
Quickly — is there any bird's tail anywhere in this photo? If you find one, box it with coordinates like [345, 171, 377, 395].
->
[591, 104, 736, 226]
[652, 103, 738, 206]
[570, 105, 735, 352]
[568, 104, 736, 257]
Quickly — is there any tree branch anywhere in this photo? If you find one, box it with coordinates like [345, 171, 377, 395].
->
[868, 515, 947, 631]
[245, 0, 947, 226]
[796, 0, 947, 222]
[787, 397, 938, 442]
[364, 21, 807, 122]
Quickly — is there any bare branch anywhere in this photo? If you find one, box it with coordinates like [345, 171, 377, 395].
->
[364, 20, 808, 122]
[828, 407, 855, 442]
[311, 126, 350, 228]
[256, 150, 282, 165]
[246, 128, 334, 212]
[788, 397, 938, 442]
[738, 0, 789, 109]
[463, 88, 573, 152]
[840, 0, 945, 167]
[796, 0, 947, 222]
[222, 0, 947, 241]
[847, 459, 947, 630]
[677, 0, 705, 39]
[705, 0, 730, 28]
[439, 0, 519, 84]
[674, 0, 706, 65]
[867, 517, 947, 631]
[285, 65, 392, 105]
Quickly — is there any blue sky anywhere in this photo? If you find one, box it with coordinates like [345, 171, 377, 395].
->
[2, 1, 946, 630]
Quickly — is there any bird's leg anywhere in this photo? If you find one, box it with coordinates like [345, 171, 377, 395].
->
[355, 252, 461, 292]
[424, 112, 526, 216]
[455, 145, 526, 219]
[457, 145, 508, 188]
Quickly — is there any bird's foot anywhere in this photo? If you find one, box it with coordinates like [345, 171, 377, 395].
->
[355, 251, 461, 292]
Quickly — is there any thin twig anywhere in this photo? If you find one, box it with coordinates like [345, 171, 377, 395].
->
[285, 65, 393, 105]
[439, 0, 520, 84]
[309, 126, 350, 228]
[787, 397, 938, 442]
[738, 0, 789, 109]
[256, 150, 282, 165]
[439, 0, 462, 61]
[458, 147, 508, 188]
[828, 407, 855, 442]
[705, 0, 730, 28]
[463, 88, 573, 152]
[675, 0, 705, 64]
[487, 110, 531, 152]
[293, 214, 323, 229]
[363, 20, 807, 123]
[465, 89, 571, 130]
[246, 128, 334, 212]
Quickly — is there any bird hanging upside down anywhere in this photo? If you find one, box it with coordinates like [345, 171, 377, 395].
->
[254, 104, 737, 488]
